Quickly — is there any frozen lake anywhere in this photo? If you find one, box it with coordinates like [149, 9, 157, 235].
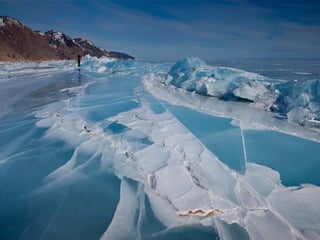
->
[0, 57, 319, 240]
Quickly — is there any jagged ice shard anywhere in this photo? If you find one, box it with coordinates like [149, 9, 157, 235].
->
[0, 57, 320, 240]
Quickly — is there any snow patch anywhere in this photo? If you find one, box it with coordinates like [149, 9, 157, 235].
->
[0, 17, 4, 27]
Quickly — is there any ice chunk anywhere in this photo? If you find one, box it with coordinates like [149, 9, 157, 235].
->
[272, 79, 320, 126]
[166, 57, 278, 108]
[232, 81, 270, 102]
[168, 57, 209, 87]
[287, 107, 315, 125]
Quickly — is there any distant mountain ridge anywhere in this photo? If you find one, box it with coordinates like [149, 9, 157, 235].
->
[0, 16, 134, 61]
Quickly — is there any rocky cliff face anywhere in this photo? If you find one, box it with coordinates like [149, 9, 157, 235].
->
[0, 16, 134, 61]
[0, 16, 58, 61]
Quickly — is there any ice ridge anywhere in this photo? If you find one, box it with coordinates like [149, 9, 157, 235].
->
[164, 57, 320, 128]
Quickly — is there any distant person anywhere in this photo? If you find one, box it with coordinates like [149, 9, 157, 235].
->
[77, 55, 82, 68]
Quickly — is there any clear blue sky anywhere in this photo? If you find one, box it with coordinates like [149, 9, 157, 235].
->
[1, 0, 320, 61]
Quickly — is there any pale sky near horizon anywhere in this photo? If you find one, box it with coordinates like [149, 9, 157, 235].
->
[1, 0, 320, 61]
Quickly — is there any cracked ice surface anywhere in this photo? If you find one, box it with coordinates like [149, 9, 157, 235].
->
[0, 57, 320, 240]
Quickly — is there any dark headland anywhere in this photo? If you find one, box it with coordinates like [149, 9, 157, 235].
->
[0, 16, 134, 61]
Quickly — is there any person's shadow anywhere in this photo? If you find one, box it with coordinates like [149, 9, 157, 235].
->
[78, 68, 82, 85]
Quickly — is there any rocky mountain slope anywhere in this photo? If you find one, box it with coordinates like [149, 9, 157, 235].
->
[0, 16, 134, 61]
